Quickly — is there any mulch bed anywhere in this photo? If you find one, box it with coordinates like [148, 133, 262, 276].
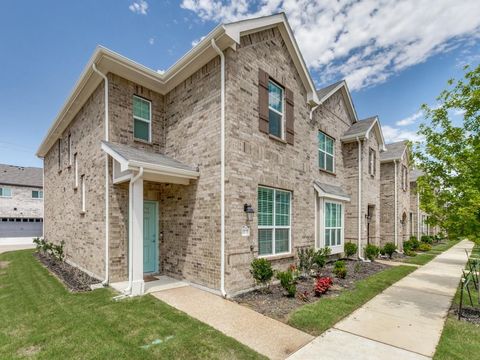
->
[234, 260, 389, 323]
[34, 252, 99, 292]
[379, 252, 407, 262]
[451, 306, 480, 325]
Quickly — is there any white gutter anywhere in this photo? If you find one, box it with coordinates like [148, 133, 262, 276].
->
[92, 63, 110, 286]
[394, 160, 398, 247]
[356, 137, 366, 261]
[211, 39, 227, 298]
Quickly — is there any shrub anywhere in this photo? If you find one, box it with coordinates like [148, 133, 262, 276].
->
[297, 247, 315, 276]
[313, 247, 331, 269]
[418, 243, 432, 252]
[404, 237, 420, 252]
[51, 241, 65, 262]
[365, 244, 380, 261]
[333, 260, 347, 279]
[383, 242, 397, 259]
[354, 262, 362, 273]
[314, 276, 333, 296]
[421, 235, 433, 244]
[276, 269, 296, 297]
[250, 258, 274, 288]
[344, 242, 357, 258]
[33, 237, 46, 252]
[404, 249, 417, 257]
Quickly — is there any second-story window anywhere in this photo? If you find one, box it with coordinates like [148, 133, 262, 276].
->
[32, 190, 43, 199]
[369, 148, 376, 176]
[268, 80, 284, 139]
[402, 165, 408, 191]
[318, 132, 334, 173]
[133, 95, 151, 142]
[0, 187, 12, 197]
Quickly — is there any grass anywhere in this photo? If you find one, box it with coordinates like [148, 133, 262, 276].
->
[0, 250, 265, 360]
[434, 242, 480, 360]
[402, 239, 460, 265]
[288, 265, 415, 335]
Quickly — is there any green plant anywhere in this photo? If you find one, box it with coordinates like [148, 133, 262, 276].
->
[297, 247, 315, 276]
[354, 262, 362, 273]
[314, 277, 333, 296]
[404, 237, 420, 252]
[364, 244, 380, 261]
[250, 258, 274, 288]
[383, 242, 397, 259]
[313, 247, 331, 269]
[276, 269, 296, 297]
[50, 241, 65, 262]
[421, 235, 433, 244]
[33, 237, 46, 252]
[404, 249, 417, 257]
[344, 242, 357, 258]
[418, 243, 432, 252]
[333, 260, 347, 279]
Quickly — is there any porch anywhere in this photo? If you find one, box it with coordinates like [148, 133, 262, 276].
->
[111, 275, 188, 294]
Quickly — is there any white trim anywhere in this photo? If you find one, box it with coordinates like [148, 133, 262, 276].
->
[80, 174, 86, 213]
[73, 153, 78, 189]
[318, 199, 345, 255]
[394, 160, 398, 247]
[68, 133, 72, 166]
[341, 117, 387, 151]
[317, 81, 358, 122]
[0, 186, 12, 198]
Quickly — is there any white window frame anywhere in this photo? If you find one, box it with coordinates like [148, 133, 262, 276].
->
[317, 198, 344, 254]
[257, 186, 292, 258]
[80, 174, 86, 213]
[369, 148, 376, 176]
[268, 80, 285, 140]
[0, 187, 12, 198]
[318, 132, 335, 173]
[73, 153, 78, 189]
[133, 95, 152, 142]
[31, 190, 43, 199]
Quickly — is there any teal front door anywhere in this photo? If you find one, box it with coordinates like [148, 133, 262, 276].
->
[143, 201, 158, 273]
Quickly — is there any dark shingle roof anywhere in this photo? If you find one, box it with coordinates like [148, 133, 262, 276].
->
[314, 180, 350, 200]
[0, 164, 43, 187]
[342, 116, 377, 138]
[380, 141, 408, 162]
[102, 141, 198, 173]
[410, 169, 424, 182]
[316, 80, 344, 101]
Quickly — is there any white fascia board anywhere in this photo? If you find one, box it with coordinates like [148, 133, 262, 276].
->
[101, 142, 130, 171]
[128, 161, 199, 179]
[313, 184, 351, 202]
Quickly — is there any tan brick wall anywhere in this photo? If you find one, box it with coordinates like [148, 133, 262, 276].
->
[0, 185, 43, 218]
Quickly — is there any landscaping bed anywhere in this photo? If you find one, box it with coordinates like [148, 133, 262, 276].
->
[235, 260, 389, 322]
[35, 252, 98, 292]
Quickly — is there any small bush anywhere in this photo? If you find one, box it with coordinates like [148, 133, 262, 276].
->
[418, 243, 432, 252]
[421, 235, 433, 244]
[276, 269, 296, 297]
[404, 249, 417, 257]
[314, 276, 333, 296]
[365, 244, 380, 261]
[313, 247, 331, 269]
[344, 242, 357, 258]
[333, 260, 347, 279]
[297, 247, 315, 276]
[354, 262, 362, 273]
[33, 237, 46, 252]
[383, 242, 397, 259]
[404, 237, 420, 252]
[250, 258, 274, 287]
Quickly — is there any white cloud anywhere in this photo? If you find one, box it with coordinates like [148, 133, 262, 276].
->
[191, 36, 206, 47]
[180, 0, 480, 90]
[396, 111, 423, 127]
[148, 37, 155, 45]
[129, 0, 149, 15]
[382, 125, 424, 143]
[157, 69, 166, 75]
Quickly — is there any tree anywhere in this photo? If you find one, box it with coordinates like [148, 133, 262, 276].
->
[414, 64, 480, 243]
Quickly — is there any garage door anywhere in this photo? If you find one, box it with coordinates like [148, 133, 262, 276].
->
[0, 218, 43, 237]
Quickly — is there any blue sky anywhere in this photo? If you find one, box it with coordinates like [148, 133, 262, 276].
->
[1, 0, 479, 167]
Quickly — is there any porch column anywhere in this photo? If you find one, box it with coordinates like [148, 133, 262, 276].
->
[131, 176, 144, 296]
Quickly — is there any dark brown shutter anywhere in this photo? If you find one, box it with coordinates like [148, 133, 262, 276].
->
[258, 69, 269, 134]
[285, 87, 294, 145]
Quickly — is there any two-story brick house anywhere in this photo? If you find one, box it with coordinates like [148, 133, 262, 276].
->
[37, 13, 387, 296]
[0, 164, 43, 237]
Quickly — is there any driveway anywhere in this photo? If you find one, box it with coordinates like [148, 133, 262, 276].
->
[288, 240, 473, 360]
[0, 237, 35, 254]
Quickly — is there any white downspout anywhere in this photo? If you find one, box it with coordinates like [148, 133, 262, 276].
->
[211, 39, 226, 297]
[394, 160, 398, 247]
[92, 63, 110, 286]
[356, 137, 366, 261]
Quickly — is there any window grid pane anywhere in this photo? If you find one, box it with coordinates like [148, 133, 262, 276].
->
[318, 132, 334, 171]
[275, 191, 290, 226]
[258, 229, 273, 256]
[134, 119, 150, 141]
[275, 229, 289, 253]
[258, 187, 274, 226]
[325, 202, 343, 247]
[133, 97, 150, 121]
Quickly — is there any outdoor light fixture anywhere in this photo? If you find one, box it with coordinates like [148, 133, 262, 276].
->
[244, 204, 255, 222]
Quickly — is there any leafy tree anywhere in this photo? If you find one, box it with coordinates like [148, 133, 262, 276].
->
[414, 64, 480, 244]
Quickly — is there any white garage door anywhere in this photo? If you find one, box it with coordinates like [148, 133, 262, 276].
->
[0, 218, 43, 237]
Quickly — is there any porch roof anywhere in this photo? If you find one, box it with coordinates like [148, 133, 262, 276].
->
[314, 180, 351, 202]
[101, 141, 199, 180]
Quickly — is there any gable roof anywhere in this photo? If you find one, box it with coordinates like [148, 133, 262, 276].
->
[341, 116, 386, 150]
[316, 80, 358, 123]
[0, 163, 43, 187]
[37, 13, 320, 158]
[380, 141, 409, 163]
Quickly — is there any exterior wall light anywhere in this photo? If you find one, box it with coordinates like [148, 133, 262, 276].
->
[244, 204, 255, 222]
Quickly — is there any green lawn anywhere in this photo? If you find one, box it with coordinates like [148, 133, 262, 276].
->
[0, 250, 264, 360]
[288, 265, 415, 335]
[434, 242, 480, 360]
[403, 239, 460, 265]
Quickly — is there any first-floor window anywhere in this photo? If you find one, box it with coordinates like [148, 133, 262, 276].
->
[32, 190, 43, 199]
[257, 186, 291, 256]
[0, 187, 12, 197]
[324, 202, 343, 247]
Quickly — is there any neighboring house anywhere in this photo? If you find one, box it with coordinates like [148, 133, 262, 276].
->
[0, 164, 43, 237]
[379, 141, 411, 249]
[36, 13, 386, 296]
[409, 169, 438, 238]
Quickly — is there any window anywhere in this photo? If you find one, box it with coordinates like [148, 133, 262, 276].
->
[257, 186, 291, 256]
[318, 132, 335, 172]
[80, 174, 86, 213]
[68, 134, 72, 166]
[133, 96, 151, 142]
[268, 80, 284, 139]
[73, 153, 78, 189]
[57, 139, 61, 170]
[402, 165, 408, 191]
[0, 187, 12, 197]
[369, 148, 376, 176]
[324, 202, 343, 247]
[32, 190, 43, 199]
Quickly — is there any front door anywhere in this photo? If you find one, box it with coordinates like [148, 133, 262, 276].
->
[143, 201, 158, 273]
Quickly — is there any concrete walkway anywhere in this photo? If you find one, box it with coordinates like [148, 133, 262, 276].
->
[152, 286, 314, 359]
[289, 240, 473, 360]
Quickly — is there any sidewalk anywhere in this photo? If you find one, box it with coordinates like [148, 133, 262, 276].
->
[152, 286, 314, 359]
[288, 240, 473, 360]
